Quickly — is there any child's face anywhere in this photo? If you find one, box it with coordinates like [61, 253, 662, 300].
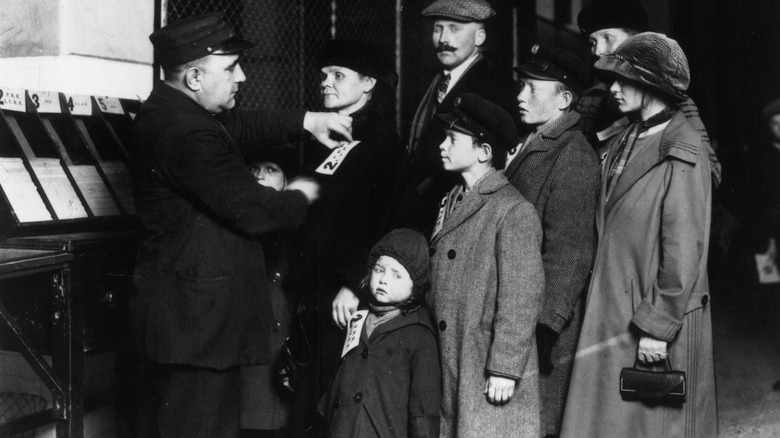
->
[249, 161, 286, 191]
[439, 129, 481, 173]
[369, 255, 414, 306]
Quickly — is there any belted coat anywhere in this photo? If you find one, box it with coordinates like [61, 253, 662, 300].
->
[560, 110, 717, 437]
[427, 170, 544, 438]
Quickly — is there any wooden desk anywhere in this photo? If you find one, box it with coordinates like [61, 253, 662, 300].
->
[0, 248, 81, 438]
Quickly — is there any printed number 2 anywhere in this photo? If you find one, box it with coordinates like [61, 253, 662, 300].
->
[0, 89, 4, 105]
[323, 161, 336, 171]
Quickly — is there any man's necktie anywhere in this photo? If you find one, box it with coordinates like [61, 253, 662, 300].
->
[437, 73, 450, 105]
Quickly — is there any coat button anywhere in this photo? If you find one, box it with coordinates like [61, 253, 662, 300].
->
[361, 348, 368, 359]
[429, 247, 436, 257]
[701, 295, 709, 306]
[353, 392, 363, 403]
[334, 397, 340, 408]
[447, 249, 456, 259]
[271, 272, 281, 283]
[272, 320, 281, 331]
[439, 320, 446, 331]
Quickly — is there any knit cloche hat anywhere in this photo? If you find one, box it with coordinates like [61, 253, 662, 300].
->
[366, 228, 430, 291]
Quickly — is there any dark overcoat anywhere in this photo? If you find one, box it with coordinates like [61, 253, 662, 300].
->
[560, 111, 717, 437]
[131, 82, 308, 369]
[427, 170, 544, 438]
[504, 110, 599, 435]
[321, 308, 441, 438]
[404, 55, 523, 233]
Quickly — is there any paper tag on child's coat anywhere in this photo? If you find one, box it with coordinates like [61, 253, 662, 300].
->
[315, 141, 361, 175]
[341, 310, 369, 358]
[431, 195, 448, 239]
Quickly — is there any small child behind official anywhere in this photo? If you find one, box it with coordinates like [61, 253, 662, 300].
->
[320, 228, 441, 437]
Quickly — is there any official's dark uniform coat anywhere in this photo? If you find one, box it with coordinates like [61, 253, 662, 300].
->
[427, 170, 544, 438]
[560, 111, 717, 438]
[504, 110, 599, 435]
[131, 82, 309, 370]
[404, 55, 522, 233]
[321, 308, 441, 438]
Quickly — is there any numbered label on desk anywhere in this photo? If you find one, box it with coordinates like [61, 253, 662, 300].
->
[95, 96, 124, 115]
[341, 310, 368, 358]
[28, 90, 61, 114]
[62, 94, 92, 116]
[0, 87, 26, 112]
[315, 140, 361, 175]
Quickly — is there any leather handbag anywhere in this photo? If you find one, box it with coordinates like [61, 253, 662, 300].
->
[620, 357, 686, 405]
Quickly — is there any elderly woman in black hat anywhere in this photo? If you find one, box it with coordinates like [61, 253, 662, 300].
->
[560, 33, 717, 437]
[289, 39, 405, 434]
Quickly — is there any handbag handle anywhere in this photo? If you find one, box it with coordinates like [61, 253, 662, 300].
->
[633, 354, 674, 371]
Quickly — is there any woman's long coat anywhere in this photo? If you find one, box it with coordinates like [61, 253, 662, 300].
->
[427, 170, 544, 438]
[560, 111, 717, 437]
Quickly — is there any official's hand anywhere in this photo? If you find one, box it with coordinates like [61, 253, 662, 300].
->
[303, 112, 353, 149]
[285, 177, 320, 204]
[332, 286, 359, 329]
[484, 375, 516, 405]
[637, 336, 668, 364]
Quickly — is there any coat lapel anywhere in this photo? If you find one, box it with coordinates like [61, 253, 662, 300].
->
[438, 54, 485, 108]
[431, 170, 504, 245]
[504, 111, 581, 181]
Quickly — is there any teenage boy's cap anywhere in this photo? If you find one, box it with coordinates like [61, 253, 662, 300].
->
[577, 0, 649, 36]
[436, 93, 519, 152]
[514, 44, 590, 94]
[421, 0, 496, 22]
[150, 12, 256, 68]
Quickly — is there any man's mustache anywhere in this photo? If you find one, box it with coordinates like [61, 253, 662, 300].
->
[436, 45, 457, 52]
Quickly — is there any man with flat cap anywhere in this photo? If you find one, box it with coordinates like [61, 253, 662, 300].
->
[508, 44, 599, 438]
[428, 92, 543, 437]
[130, 12, 353, 438]
[405, 0, 522, 234]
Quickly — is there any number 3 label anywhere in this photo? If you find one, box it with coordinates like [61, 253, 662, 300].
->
[28, 90, 62, 114]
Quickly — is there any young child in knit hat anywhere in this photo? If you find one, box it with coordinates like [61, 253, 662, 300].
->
[320, 228, 441, 437]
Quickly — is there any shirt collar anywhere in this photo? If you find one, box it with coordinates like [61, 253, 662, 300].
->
[443, 51, 480, 94]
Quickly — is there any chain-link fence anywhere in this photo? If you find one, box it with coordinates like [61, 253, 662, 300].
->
[165, 0, 398, 114]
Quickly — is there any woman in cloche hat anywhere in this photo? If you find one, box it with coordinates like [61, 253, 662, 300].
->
[560, 32, 718, 438]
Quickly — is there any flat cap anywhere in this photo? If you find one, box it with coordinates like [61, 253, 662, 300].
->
[577, 0, 649, 36]
[317, 39, 398, 87]
[436, 93, 519, 156]
[422, 0, 496, 22]
[150, 12, 255, 68]
[514, 44, 590, 94]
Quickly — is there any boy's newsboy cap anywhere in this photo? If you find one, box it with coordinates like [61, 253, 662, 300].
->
[150, 12, 255, 68]
[514, 44, 590, 94]
[436, 93, 519, 157]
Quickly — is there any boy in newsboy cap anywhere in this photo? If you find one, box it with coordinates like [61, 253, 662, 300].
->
[426, 93, 545, 436]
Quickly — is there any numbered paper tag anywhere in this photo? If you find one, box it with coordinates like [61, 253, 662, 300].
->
[0, 87, 26, 112]
[341, 310, 368, 358]
[94, 96, 125, 115]
[62, 94, 92, 116]
[315, 141, 360, 175]
[28, 90, 62, 114]
[431, 195, 448, 239]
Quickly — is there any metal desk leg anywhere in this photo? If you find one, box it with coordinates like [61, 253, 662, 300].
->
[52, 268, 84, 438]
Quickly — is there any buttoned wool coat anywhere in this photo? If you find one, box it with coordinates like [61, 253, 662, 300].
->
[321, 308, 441, 438]
[427, 170, 544, 438]
[560, 110, 717, 437]
[504, 110, 599, 435]
[131, 82, 309, 369]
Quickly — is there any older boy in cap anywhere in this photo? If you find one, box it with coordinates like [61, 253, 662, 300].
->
[427, 93, 544, 437]
[575, 0, 721, 185]
[404, 0, 522, 234]
[131, 12, 354, 438]
[507, 44, 600, 438]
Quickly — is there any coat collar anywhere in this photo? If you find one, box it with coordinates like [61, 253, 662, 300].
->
[438, 54, 487, 108]
[603, 109, 701, 212]
[431, 169, 509, 245]
[505, 110, 581, 180]
[360, 307, 435, 344]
